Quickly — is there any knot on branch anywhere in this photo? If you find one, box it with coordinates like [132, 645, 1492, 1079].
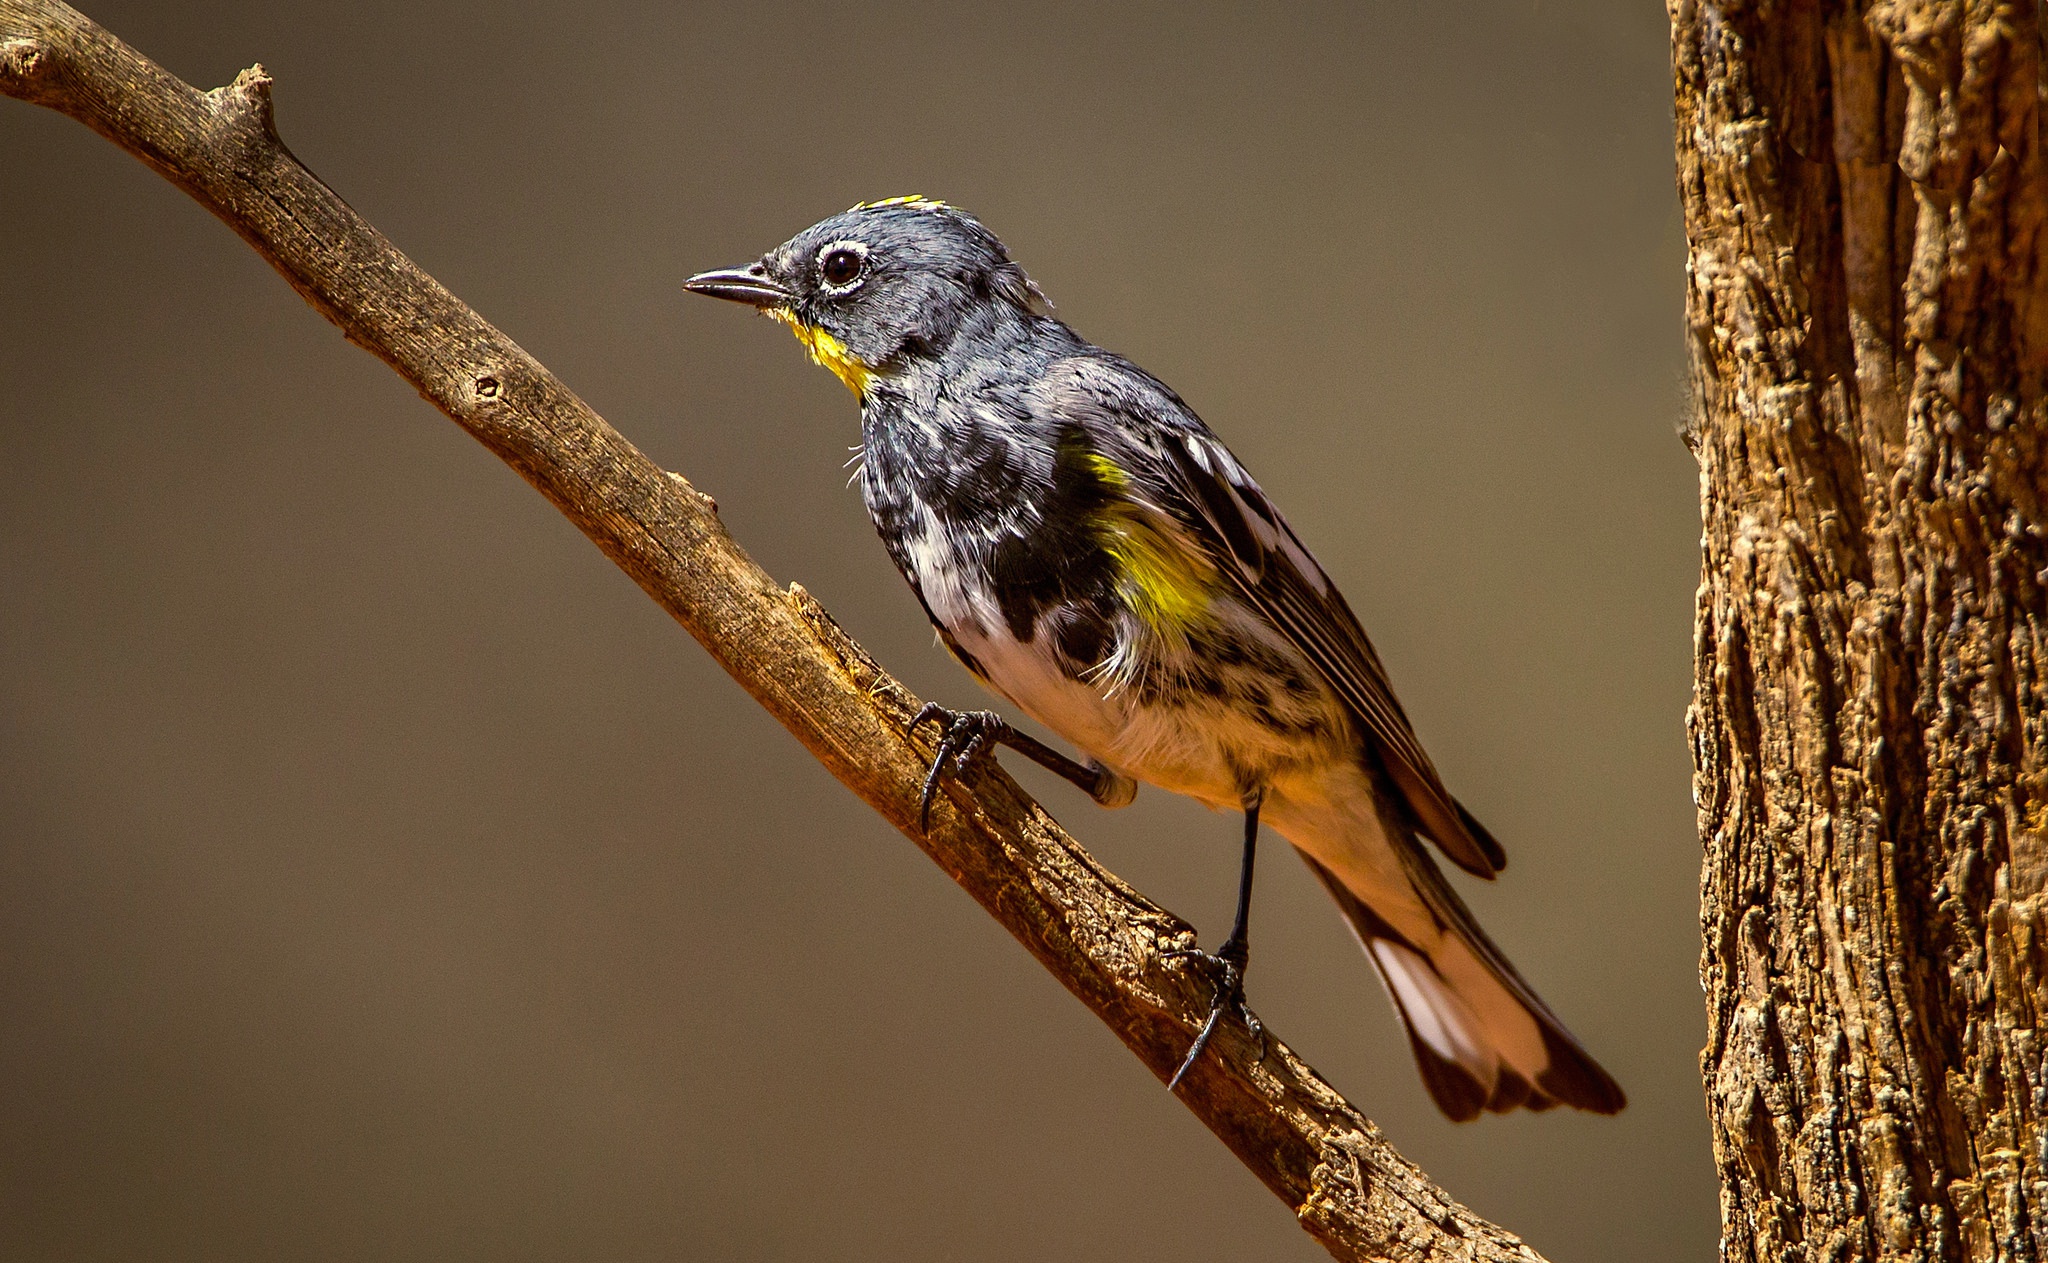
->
[205, 63, 276, 136]
[0, 37, 44, 75]
[0, 38, 51, 95]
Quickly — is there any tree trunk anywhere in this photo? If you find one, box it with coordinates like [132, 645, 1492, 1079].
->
[1674, 1, 2048, 1259]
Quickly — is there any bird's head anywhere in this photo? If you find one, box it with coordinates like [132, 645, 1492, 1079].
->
[685, 197, 1046, 397]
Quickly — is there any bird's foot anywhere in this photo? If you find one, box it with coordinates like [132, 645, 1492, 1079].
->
[908, 702, 1135, 818]
[908, 703, 1008, 831]
[1162, 937, 1264, 1090]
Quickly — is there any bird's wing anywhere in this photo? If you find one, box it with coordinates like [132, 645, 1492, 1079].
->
[1042, 354, 1504, 877]
[1155, 425, 1505, 877]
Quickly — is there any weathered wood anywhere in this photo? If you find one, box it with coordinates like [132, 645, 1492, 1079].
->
[1673, 0, 2048, 1258]
[0, 3, 1552, 1259]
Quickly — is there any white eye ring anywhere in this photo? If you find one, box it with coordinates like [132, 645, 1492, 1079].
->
[817, 241, 869, 292]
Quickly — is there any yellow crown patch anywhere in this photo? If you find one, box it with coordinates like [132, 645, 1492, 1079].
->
[853, 195, 949, 213]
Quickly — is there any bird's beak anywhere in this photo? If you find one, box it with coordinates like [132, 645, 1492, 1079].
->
[684, 264, 792, 308]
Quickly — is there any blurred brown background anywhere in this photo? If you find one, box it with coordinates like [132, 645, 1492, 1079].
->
[0, 2, 1703, 1259]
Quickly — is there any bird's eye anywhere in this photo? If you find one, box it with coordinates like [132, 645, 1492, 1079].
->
[819, 246, 865, 288]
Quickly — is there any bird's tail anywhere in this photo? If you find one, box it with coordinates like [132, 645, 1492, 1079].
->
[1296, 843, 1626, 1121]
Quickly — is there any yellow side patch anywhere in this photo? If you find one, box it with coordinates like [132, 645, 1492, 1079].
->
[1080, 452, 1214, 635]
[766, 308, 871, 397]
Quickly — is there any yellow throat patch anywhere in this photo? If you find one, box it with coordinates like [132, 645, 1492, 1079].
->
[766, 307, 871, 397]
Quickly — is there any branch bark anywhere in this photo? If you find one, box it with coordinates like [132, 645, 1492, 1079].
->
[1674, 1, 2048, 1259]
[0, 3, 1549, 1259]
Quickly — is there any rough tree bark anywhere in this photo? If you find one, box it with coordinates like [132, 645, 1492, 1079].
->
[0, 3, 1553, 1260]
[1674, 1, 2048, 1260]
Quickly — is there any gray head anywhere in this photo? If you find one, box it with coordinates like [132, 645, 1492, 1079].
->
[684, 197, 1046, 394]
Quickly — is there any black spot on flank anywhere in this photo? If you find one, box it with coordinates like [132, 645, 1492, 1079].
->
[1274, 662, 1316, 696]
[1131, 672, 1174, 707]
[1049, 608, 1113, 673]
[1204, 632, 1253, 669]
[1252, 698, 1330, 739]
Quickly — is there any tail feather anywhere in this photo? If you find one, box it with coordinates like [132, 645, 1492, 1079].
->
[1366, 933, 1497, 1121]
[1301, 851, 1625, 1120]
[1454, 797, 1508, 872]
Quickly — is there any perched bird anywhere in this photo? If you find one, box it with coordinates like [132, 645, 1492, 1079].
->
[686, 197, 1624, 1119]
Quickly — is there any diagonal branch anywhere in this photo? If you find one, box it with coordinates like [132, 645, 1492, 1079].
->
[0, 4, 1546, 1259]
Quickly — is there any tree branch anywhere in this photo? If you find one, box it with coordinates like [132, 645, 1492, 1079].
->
[0, 4, 1548, 1258]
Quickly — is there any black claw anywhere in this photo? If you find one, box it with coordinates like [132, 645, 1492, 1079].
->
[909, 704, 1004, 831]
[1170, 999, 1230, 1092]
[1163, 941, 1260, 1091]
[908, 702, 950, 739]
[918, 762, 944, 833]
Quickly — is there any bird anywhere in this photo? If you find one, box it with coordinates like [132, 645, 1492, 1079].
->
[685, 197, 1625, 1120]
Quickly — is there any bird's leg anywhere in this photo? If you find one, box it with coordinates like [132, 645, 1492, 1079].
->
[1165, 789, 1266, 1091]
[907, 703, 1135, 831]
